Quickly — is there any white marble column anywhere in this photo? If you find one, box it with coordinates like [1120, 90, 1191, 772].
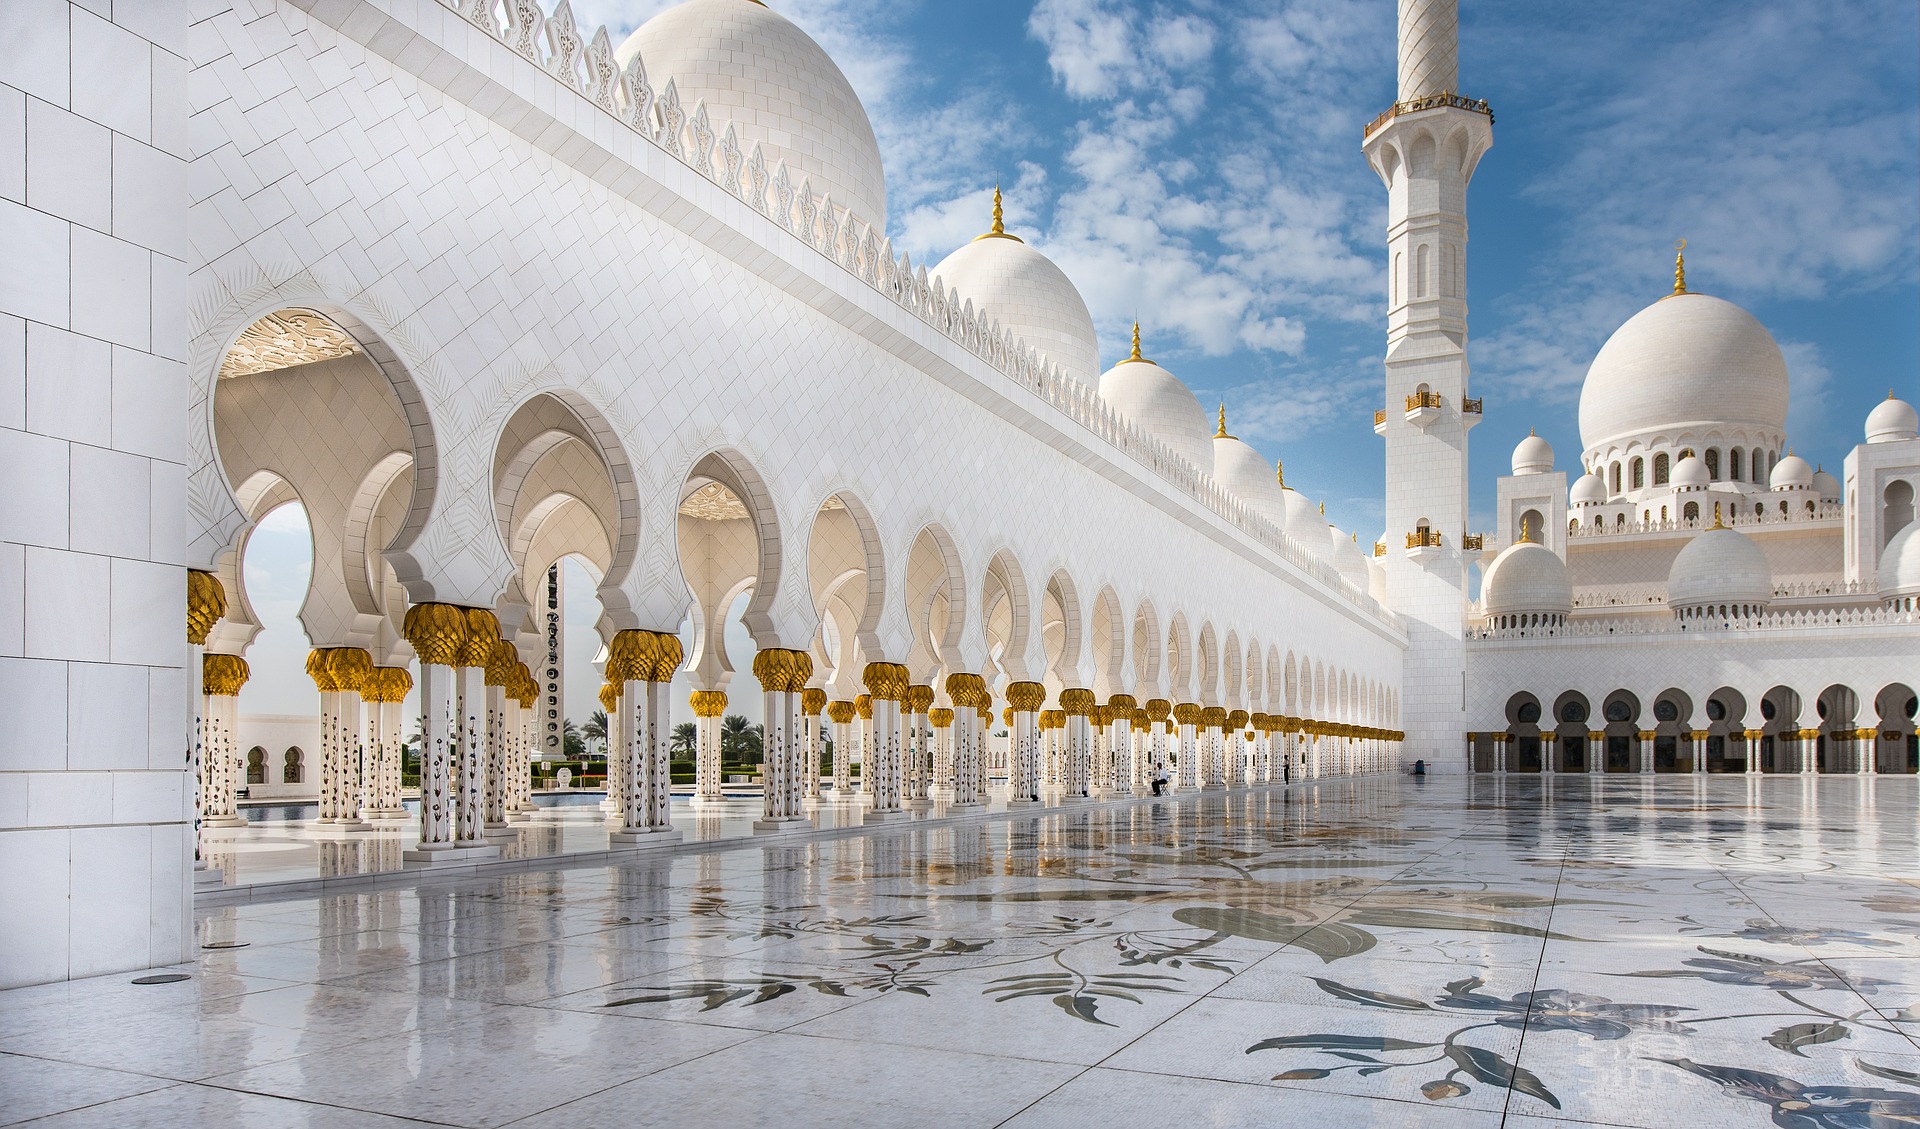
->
[753, 648, 812, 831]
[1109, 695, 1136, 795]
[690, 689, 727, 805]
[930, 709, 955, 798]
[862, 662, 909, 824]
[802, 687, 826, 801]
[1060, 690, 1094, 800]
[1006, 682, 1044, 805]
[828, 700, 855, 795]
[610, 629, 682, 845]
[201, 654, 249, 827]
[947, 674, 986, 807]
[904, 685, 932, 808]
[452, 614, 494, 851]
[403, 605, 466, 863]
[600, 681, 622, 813]
[1173, 705, 1200, 790]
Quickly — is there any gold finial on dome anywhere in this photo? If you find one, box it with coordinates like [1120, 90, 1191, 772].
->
[1520, 515, 1533, 543]
[972, 183, 1023, 243]
[1275, 460, 1287, 489]
[1670, 238, 1688, 297]
[1319, 502, 1326, 516]
[1215, 402, 1232, 439]
[1124, 320, 1151, 364]
[1711, 501, 1725, 529]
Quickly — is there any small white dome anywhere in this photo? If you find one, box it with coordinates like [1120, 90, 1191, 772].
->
[1482, 541, 1573, 617]
[1671, 455, 1710, 489]
[1212, 426, 1288, 530]
[1812, 467, 1840, 502]
[1878, 522, 1920, 599]
[931, 202, 1100, 386]
[1368, 557, 1389, 602]
[1668, 525, 1772, 610]
[1579, 292, 1788, 458]
[1283, 490, 1330, 556]
[1866, 395, 1918, 444]
[620, 0, 887, 231]
[1331, 528, 1370, 589]
[1570, 470, 1608, 505]
[1770, 453, 1813, 490]
[1099, 330, 1212, 474]
[1511, 432, 1554, 475]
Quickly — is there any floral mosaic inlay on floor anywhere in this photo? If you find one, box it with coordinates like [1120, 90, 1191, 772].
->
[2, 774, 1917, 1127]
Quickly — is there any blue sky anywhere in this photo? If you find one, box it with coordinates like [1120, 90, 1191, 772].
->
[236, 0, 1918, 725]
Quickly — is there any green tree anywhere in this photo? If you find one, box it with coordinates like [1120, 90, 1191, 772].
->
[583, 710, 607, 751]
[720, 714, 763, 765]
[669, 722, 697, 757]
[562, 718, 587, 760]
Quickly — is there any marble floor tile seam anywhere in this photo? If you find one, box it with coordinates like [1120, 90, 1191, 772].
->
[1486, 837, 1570, 1126]
[1054, 1056, 1519, 1124]
[133, 1078, 486, 1128]
[197, 782, 1352, 910]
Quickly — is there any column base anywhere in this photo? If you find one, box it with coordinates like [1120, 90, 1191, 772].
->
[609, 827, 683, 847]
[1056, 794, 1091, 804]
[193, 864, 225, 889]
[402, 844, 469, 865]
[904, 798, 933, 811]
[203, 815, 248, 828]
[314, 817, 373, 832]
[947, 800, 984, 809]
[863, 809, 912, 824]
[365, 807, 410, 820]
[752, 816, 810, 833]
[1003, 797, 1041, 807]
[690, 794, 726, 808]
[506, 810, 534, 822]
[453, 840, 501, 858]
[484, 824, 519, 839]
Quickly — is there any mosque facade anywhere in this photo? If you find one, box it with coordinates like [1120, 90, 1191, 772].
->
[0, 0, 1912, 991]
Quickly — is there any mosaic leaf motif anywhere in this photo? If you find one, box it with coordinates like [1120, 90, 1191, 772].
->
[1445, 1043, 1560, 1109]
[1765, 1021, 1851, 1057]
[1340, 908, 1584, 941]
[1656, 1058, 1920, 1128]
[1859, 1061, 1920, 1086]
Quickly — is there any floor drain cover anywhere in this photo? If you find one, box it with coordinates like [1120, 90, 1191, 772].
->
[201, 941, 250, 949]
[132, 973, 191, 985]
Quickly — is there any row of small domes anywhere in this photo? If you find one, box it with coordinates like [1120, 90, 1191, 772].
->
[1485, 509, 1920, 618]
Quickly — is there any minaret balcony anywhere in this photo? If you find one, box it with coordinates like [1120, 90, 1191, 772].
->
[1405, 528, 1444, 562]
[1405, 391, 1443, 429]
[1373, 407, 1389, 435]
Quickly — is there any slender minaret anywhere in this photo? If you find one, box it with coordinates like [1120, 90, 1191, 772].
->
[1364, 0, 1493, 768]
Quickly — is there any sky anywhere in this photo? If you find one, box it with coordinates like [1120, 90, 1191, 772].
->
[235, 0, 1919, 730]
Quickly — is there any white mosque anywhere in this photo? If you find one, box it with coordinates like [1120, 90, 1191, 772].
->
[0, 0, 1914, 992]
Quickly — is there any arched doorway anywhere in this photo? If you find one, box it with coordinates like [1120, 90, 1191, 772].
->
[1704, 687, 1748, 772]
[1504, 692, 1543, 773]
[1874, 683, 1918, 773]
[1552, 692, 1590, 772]
[1600, 690, 1640, 772]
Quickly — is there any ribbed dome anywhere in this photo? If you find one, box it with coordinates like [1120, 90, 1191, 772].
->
[1878, 522, 1920, 599]
[1770, 453, 1813, 490]
[1671, 455, 1709, 490]
[1578, 293, 1788, 456]
[1511, 432, 1554, 475]
[1812, 467, 1840, 502]
[1099, 333, 1212, 474]
[619, 0, 887, 231]
[1482, 541, 1573, 617]
[1668, 525, 1772, 610]
[931, 208, 1099, 386]
[1570, 470, 1608, 505]
[1866, 395, 1919, 444]
[1211, 429, 1287, 530]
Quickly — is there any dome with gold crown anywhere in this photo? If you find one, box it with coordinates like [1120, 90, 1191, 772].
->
[931, 189, 1100, 386]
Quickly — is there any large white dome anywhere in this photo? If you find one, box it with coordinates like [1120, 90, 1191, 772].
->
[1878, 522, 1920, 600]
[931, 202, 1100, 386]
[1211, 423, 1287, 530]
[1099, 330, 1212, 474]
[1482, 541, 1572, 617]
[1578, 292, 1788, 456]
[1511, 432, 1554, 475]
[619, 0, 887, 231]
[1668, 525, 1772, 611]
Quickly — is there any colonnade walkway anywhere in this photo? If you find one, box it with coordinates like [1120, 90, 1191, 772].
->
[3, 774, 1918, 1127]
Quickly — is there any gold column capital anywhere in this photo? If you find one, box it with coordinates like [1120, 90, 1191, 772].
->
[1005, 680, 1046, 712]
[803, 686, 829, 715]
[827, 700, 857, 725]
[403, 603, 468, 666]
[690, 689, 728, 718]
[185, 569, 226, 645]
[202, 652, 250, 696]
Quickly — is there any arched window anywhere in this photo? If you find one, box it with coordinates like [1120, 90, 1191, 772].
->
[246, 746, 267, 785]
[1414, 244, 1431, 298]
[1610, 462, 1622, 493]
[1780, 500, 1789, 517]
[1683, 501, 1699, 523]
[1704, 448, 1720, 480]
[1885, 480, 1916, 545]
[1392, 252, 1402, 306]
[1616, 513, 1627, 529]
[283, 747, 304, 784]
[1660, 505, 1669, 523]
[1653, 453, 1670, 485]
[1752, 448, 1765, 484]
[1630, 457, 1644, 489]
[1729, 448, 1743, 481]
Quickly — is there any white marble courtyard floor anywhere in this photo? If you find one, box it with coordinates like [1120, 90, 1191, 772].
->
[3, 775, 1919, 1128]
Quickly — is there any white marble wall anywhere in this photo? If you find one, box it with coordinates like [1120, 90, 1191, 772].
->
[0, 0, 192, 988]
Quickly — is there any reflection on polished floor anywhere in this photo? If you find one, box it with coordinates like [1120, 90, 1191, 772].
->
[3, 775, 1919, 1127]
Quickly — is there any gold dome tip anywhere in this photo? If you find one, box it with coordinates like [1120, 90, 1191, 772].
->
[971, 182, 1023, 243]
[1670, 238, 1687, 296]
[1215, 403, 1232, 439]
[1122, 320, 1150, 364]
